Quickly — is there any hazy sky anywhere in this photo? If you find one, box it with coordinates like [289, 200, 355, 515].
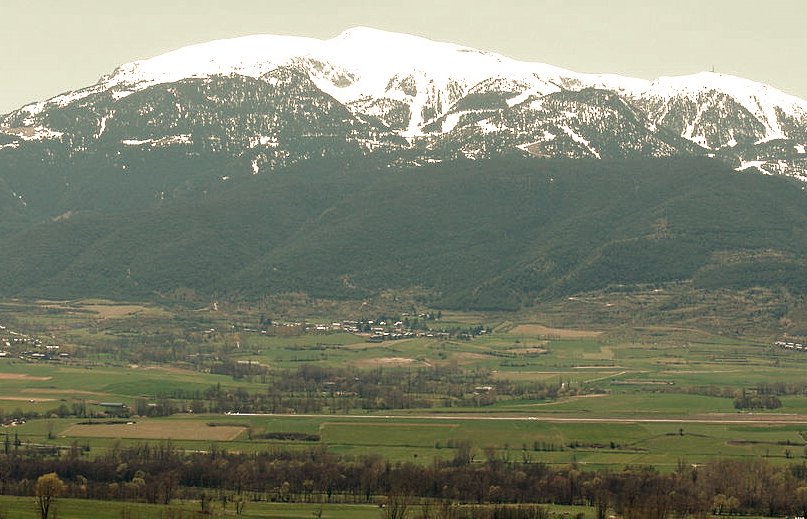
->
[3, 0, 807, 113]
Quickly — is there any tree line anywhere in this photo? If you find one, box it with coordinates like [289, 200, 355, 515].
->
[0, 365, 587, 422]
[4, 442, 807, 518]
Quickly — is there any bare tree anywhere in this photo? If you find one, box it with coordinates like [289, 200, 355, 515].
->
[380, 491, 412, 519]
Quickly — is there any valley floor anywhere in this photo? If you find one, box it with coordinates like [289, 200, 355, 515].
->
[0, 296, 806, 517]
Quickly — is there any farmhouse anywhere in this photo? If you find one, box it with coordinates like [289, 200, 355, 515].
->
[97, 402, 129, 417]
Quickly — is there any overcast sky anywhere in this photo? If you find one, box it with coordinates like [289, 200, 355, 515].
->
[3, 0, 806, 113]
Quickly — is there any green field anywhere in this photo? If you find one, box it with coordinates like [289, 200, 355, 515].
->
[0, 494, 785, 519]
[1, 297, 806, 470]
[3, 409, 806, 470]
[1, 297, 807, 518]
[0, 496, 392, 519]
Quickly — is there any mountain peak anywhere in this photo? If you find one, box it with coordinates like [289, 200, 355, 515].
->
[3, 27, 807, 181]
[644, 70, 807, 109]
[334, 26, 422, 42]
[103, 33, 320, 89]
[637, 70, 807, 144]
[333, 26, 477, 52]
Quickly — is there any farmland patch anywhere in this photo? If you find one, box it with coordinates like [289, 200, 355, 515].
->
[0, 374, 51, 381]
[509, 324, 602, 339]
[62, 421, 246, 441]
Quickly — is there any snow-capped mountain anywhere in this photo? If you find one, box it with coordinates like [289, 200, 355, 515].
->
[3, 25, 807, 197]
[5, 28, 807, 306]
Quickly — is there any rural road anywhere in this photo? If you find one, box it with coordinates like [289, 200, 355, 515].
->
[228, 412, 807, 426]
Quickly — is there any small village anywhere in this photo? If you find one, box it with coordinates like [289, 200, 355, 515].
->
[774, 339, 807, 352]
[242, 312, 489, 342]
[0, 324, 70, 362]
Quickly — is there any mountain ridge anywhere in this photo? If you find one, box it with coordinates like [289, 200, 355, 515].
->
[2, 27, 807, 182]
[2, 29, 807, 307]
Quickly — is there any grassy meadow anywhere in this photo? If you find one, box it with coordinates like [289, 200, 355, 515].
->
[0, 493, 783, 519]
[0, 295, 806, 474]
[0, 495, 607, 519]
[6, 412, 804, 469]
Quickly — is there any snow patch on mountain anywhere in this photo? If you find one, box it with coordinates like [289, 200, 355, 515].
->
[3, 126, 63, 141]
[634, 72, 807, 144]
[97, 113, 113, 138]
[442, 113, 462, 133]
[477, 119, 499, 134]
[121, 134, 192, 147]
[736, 160, 767, 172]
[249, 135, 279, 148]
[561, 126, 600, 159]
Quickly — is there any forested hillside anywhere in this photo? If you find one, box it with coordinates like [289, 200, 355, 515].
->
[1, 157, 806, 309]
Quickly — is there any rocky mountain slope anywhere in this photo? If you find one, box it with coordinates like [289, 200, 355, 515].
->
[2, 28, 807, 224]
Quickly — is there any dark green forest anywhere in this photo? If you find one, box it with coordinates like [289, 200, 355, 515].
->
[2, 156, 807, 309]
